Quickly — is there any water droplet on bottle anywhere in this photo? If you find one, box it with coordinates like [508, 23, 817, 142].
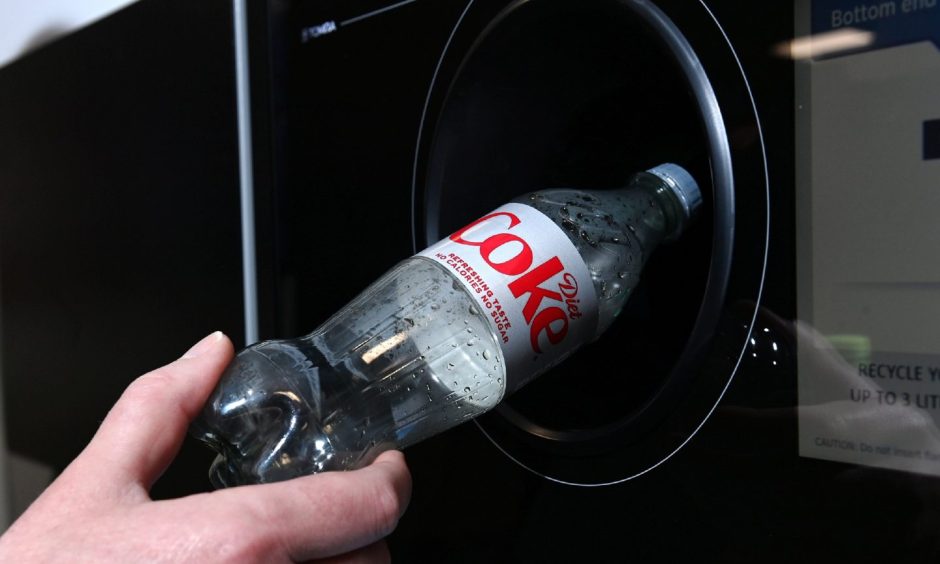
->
[412, 373, 417, 379]
[447, 362, 455, 370]
[403, 318, 415, 327]
[560, 205, 569, 217]
[467, 340, 474, 347]
[466, 328, 473, 334]
[580, 230, 597, 247]
[427, 393, 433, 402]
[469, 305, 479, 316]
[618, 272, 627, 279]
[431, 303, 440, 311]
[497, 378, 503, 384]
[464, 387, 471, 393]
[406, 386, 412, 392]
[612, 236, 620, 243]
[483, 350, 491, 360]
[419, 355, 426, 361]
[627, 224, 637, 234]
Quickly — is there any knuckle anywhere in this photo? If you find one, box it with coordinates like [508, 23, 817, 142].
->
[107, 369, 178, 424]
[123, 369, 174, 403]
[368, 480, 403, 538]
[214, 505, 280, 561]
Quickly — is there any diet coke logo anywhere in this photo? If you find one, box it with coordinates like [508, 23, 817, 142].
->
[450, 211, 583, 354]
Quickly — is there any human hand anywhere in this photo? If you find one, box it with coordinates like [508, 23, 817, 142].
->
[0, 332, 412, 563]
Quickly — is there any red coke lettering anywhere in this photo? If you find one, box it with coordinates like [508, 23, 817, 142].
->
[450, 212, 534, 275]
[451, 212, 580, 355]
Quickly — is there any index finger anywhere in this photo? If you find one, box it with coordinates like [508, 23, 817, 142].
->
[218, 450, 411, 561]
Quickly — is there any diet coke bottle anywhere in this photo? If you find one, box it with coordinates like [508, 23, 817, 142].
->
[191, 163, 702, 486]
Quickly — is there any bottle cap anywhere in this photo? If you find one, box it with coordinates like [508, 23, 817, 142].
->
[647, 163, 703, 232]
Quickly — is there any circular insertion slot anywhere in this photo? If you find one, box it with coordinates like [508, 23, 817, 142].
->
[414, 0, 765, 485]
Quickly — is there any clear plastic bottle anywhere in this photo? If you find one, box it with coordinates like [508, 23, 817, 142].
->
[191, 163, 701, 487]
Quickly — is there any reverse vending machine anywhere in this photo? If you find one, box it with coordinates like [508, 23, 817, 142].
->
[2, 0, 939, 560]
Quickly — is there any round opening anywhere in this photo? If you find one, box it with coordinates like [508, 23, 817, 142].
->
[414, 0, 765, 485]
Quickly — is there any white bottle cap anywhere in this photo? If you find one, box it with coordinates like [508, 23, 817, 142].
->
[647, 163, 703, 227]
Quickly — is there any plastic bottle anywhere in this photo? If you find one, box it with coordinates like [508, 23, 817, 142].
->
[191, 163, 702, 487]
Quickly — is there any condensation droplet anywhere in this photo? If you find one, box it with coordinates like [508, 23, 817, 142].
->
[469, 305, 479, 316]
[464, 387, 471, 393]
[483, 350, 491, 360]
[403, 318, 415, 327]
[431, 304, 440, 311]
[447, 362, 455, 370]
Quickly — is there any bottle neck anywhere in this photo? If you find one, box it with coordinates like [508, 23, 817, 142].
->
[620, 171, 687, 242]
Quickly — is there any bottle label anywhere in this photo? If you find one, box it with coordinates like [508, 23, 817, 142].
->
[418, 202, 599, 392]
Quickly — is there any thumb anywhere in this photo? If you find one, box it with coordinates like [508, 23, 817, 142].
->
[78, 332, 234, 492]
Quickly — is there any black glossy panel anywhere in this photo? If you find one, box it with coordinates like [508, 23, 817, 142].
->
[0, 0, 243, 497]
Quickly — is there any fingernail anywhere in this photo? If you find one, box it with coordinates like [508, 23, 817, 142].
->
[182, 331, 224, 359]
